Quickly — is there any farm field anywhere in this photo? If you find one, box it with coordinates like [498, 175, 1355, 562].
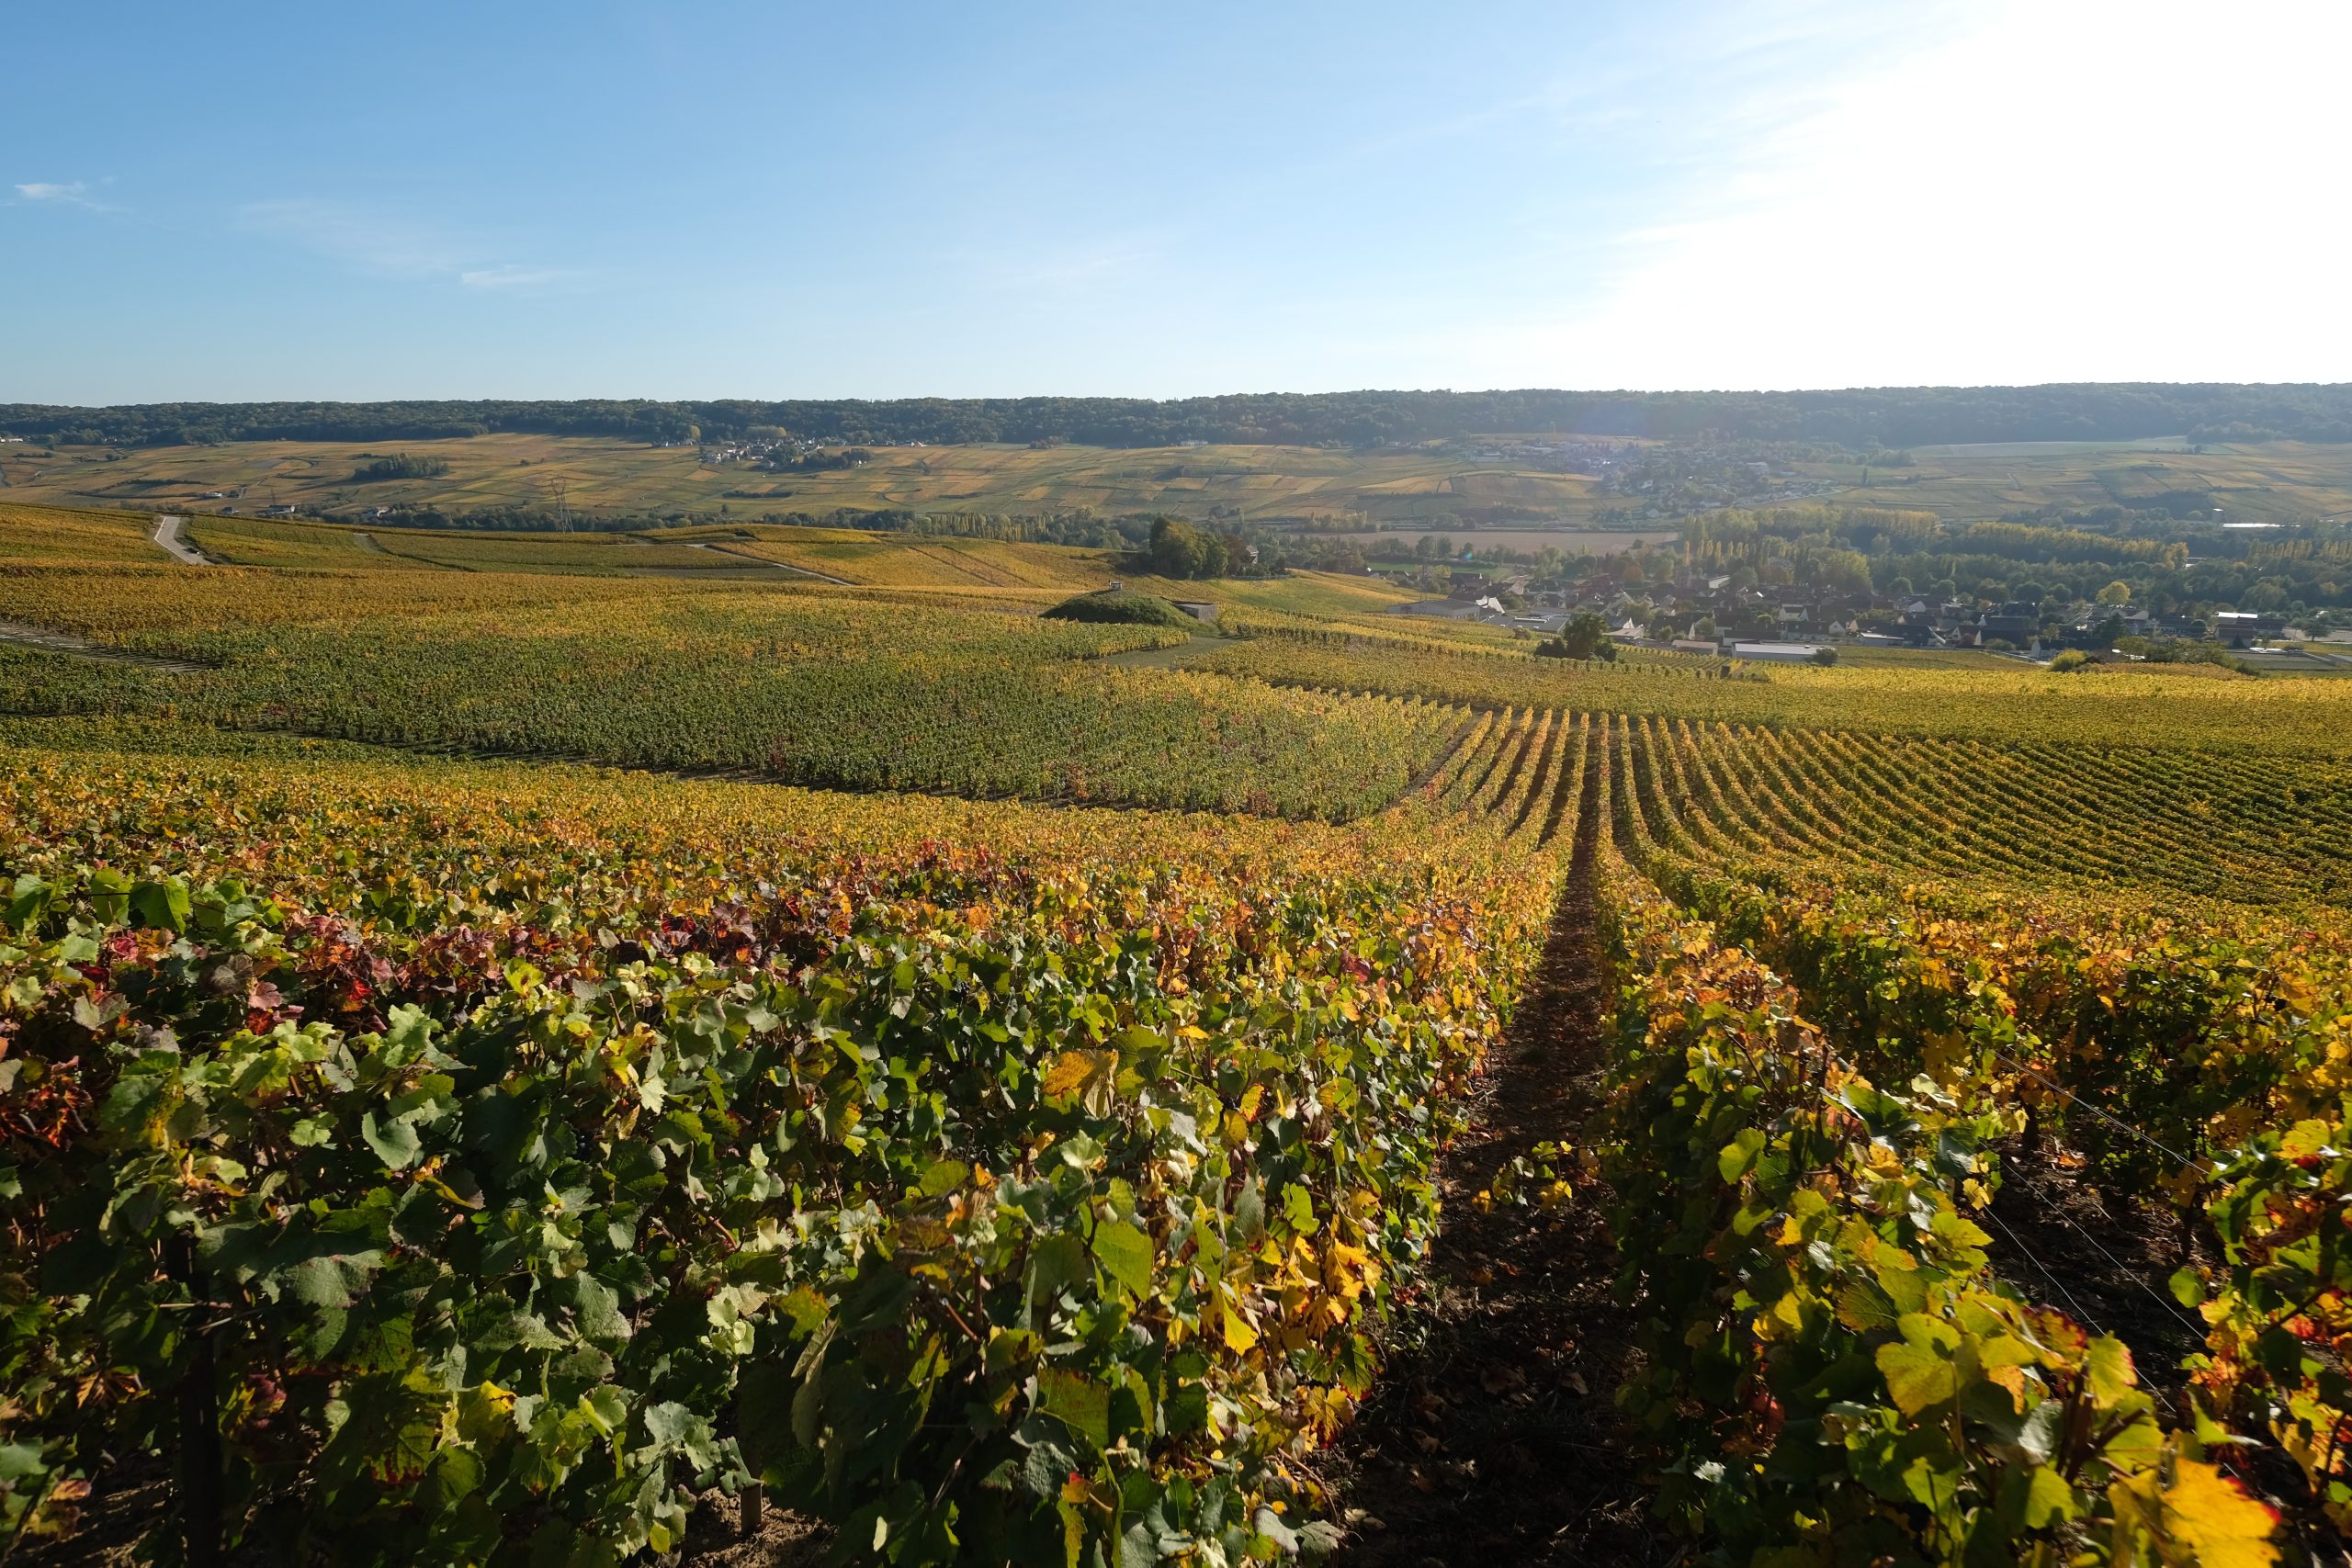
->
[0, 502, 189, 564]
[1331, 525, 1681, 554]
[1190, 626, 2352, 754]
[12, 428, 2352, 538]
[5, 501, 2352, 1564]
[661, 525, 1120, 590]
[1804, 438, 2352, 525]
[0, 432, 1603, 526]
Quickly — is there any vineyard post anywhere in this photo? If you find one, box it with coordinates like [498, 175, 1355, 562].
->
[741, 1476, 764, 1538]
[165, 1233, 222, 1568]
[737, 1379, 763, 1538]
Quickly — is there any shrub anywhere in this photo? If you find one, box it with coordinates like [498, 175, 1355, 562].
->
[1041, 592, 1197, 628]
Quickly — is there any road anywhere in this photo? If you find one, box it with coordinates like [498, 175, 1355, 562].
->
[682, 540, 851, 582]
[151, 514, 211, 565]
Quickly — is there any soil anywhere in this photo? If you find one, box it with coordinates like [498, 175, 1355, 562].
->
[677, 1489, 830, 1566]
[1319, 749, 1676, 1566]
[1986, 1155, 2352, 1566]
[12, 1455, 167, 1566]
[1982, 1154, 2212, 1411]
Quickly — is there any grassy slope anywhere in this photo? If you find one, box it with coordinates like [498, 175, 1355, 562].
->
[1117, 570, 1422, 617]
[221, 515, 1123, 595]
[185, 515, 437, 569]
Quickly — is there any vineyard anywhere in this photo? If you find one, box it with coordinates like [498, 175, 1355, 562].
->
[6, 508, 2352, 1565]
[1554, 708, 2352, 1562]
[1193, 629, 2352, 755]
[658, 528, 1116, 592]
[0, 725, 1566, 1565]
[0, 601, 1465, 820]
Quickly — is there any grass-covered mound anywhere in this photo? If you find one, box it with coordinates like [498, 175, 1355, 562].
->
[1041, 589, 1199, 627]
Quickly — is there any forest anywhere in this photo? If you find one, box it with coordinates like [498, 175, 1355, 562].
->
[8, 382, 2352, 453]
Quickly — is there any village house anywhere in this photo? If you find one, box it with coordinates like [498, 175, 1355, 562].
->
[1978, 603, 2039, 644]
[2213, 611, 2285, 646]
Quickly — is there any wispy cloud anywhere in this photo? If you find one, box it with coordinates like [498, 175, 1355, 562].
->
[239, 198, 579, 291]
[961, 231, 1169, 296]
[460, 265, 575, 290]
[238, 198, 467, 277]
[14, 180, 114, 211]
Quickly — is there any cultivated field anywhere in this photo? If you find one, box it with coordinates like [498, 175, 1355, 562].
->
[2, 500, 2346, 1565]
[1805, 438, 2352, 525]
[14, 430, 2352, 539]
[0, 432, 1602, 525]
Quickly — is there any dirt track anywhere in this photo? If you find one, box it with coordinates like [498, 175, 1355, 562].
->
[1325, 737, 1671, 1566]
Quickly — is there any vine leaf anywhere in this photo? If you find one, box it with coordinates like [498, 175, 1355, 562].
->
[1090, 1219, 1154, 1301]
[360, 1111, 421, 1171]
[1875, 1317, 1960, 1417]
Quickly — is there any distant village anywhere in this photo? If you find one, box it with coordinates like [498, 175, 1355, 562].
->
[1391, 559, 2349, 664]
[1419, 435, 1849, 518]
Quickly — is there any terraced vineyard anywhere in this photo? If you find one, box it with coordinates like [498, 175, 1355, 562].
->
[6, 502, 2352, 1566]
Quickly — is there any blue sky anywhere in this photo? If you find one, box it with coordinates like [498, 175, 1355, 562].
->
[6, 0, 2346, 402]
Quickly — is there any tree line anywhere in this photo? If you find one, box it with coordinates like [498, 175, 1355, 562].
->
[351, 452, 451, 482]
[7, 382, 2352, 452]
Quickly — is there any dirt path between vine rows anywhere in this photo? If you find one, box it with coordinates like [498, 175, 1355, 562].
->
[0, 616, 210, 671]
[681, 539, 853, 582]
[1322, 742, 1670, 1566]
